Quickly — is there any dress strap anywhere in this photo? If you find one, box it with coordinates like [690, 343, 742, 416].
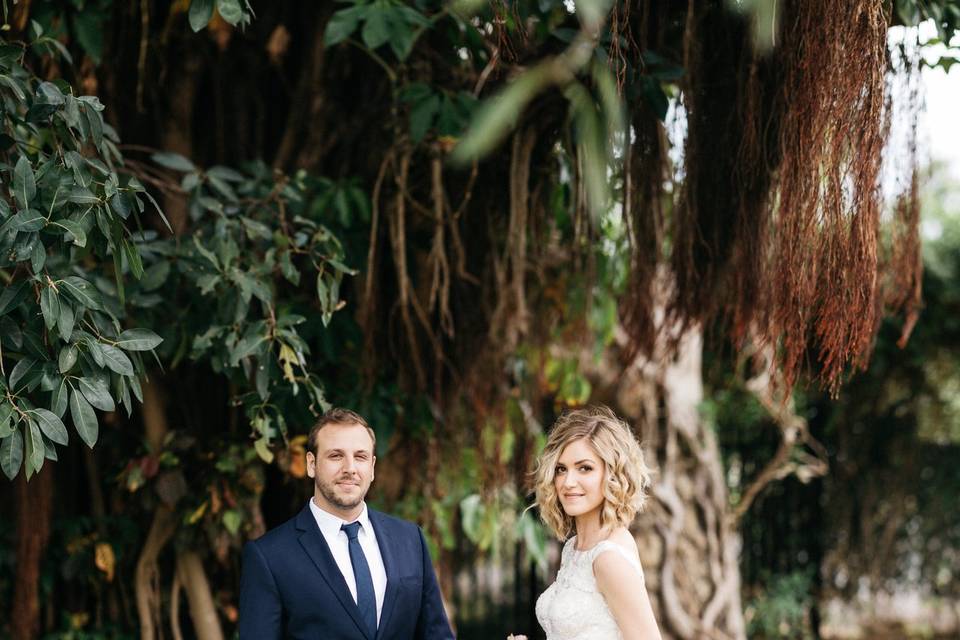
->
[589, 541, 644, 578]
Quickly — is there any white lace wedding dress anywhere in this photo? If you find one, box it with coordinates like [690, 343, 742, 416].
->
[535, 536, 644, 640]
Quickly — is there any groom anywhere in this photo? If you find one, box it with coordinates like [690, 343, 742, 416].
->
[239, 408, 454, 639]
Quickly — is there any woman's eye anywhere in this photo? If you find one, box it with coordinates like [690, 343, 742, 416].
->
[579, 466, 593, 472]
[555, 467, 566, 475]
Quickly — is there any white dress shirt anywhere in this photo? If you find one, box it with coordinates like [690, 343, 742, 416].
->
[309, 498, 388, 624]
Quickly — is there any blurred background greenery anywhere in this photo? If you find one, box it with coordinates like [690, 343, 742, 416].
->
[0, 1, 958, 639]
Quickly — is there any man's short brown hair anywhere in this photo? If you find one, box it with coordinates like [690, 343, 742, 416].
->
[308, 408, 377, 455]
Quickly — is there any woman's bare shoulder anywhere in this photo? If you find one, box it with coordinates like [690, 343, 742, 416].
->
[606, 527, 639, 557]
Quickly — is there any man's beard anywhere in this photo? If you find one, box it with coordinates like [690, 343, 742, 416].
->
[317, 476, 366, 509]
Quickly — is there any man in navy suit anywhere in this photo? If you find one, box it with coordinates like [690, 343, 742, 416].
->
[239, 408, 455, 639]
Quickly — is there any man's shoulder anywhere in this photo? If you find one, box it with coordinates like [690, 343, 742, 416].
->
[246, 510, 302, 555]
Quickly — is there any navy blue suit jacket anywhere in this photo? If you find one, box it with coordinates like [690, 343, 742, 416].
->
[239, 503, 455, 640]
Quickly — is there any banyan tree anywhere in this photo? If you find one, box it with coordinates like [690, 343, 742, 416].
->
[2, 1, 953, 639]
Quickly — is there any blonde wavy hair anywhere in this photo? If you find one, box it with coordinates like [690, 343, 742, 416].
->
[533, 405, 653, 540]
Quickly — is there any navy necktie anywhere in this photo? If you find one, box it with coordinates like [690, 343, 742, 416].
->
[341, 521, 377, 637]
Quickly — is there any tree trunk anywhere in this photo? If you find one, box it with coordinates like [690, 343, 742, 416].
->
[135, 380, 225, 640]
[588, 326, 746, 640]
[10, 463, 54, 640]
[176, 551, 225, 640]
[135, 505, 177, 640]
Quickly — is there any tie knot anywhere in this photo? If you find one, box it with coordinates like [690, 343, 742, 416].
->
[341, 521, 362, 540]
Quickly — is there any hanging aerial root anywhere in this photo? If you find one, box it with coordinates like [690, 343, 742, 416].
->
[883, 43, 924, 348]
[771, 0, 888, 392]
[427, 154, 454, 337]
[488, 128, 536, 353]
[621, 110, 668, 363]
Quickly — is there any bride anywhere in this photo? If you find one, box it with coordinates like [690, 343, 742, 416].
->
[513, 405, 662, 640]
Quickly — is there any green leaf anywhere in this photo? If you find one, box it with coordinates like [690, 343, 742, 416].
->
[0, 281, 29, 316]
[254, 436, 274, 463]
[222, 508, 242, 534]
[61, 276, 103, 310]
[116, 328, 163, 351]
[110, 191, 132, 219]
[518, 510, 548, 571]
[216, 0, 244, 26]
[51, 378, 68, 418]
[57, 219, 88, 247]
[9, 358, 35, 390]
[188, 0, 215, 32]
[409, 94, 440, 143]
[36, 81, 65, 105]
[0, 74, 26, 101]
[0, 44, 22, 65]
[0, 402, 13, 437]
[452, 64, 553, 163]
[324, 6, 365, 47]
[13, 155, 36, 210]
[100, 344, 134, 376]
[327, 258, 358, 276]
[1, 428, 23, 480]
[69, 388, 98, 448]
[207, 174, 237, 202]
[85, 339, 105, 367]
[32, 408, 68, 446]
[30, 239, 46, 272]
[78, 377, 115, 412]
[57, 300, 75, 342]
[25, 418, 43, 476]
[1, 209, 46, 234]
[207, 165, 245, 182]
[231, 333, 268, 365]
[124, 240, 144, 279]
[59, 344, 78, 373]
[193, 236, 220, 270]
[152, 151, 196, 172]
[460, 493, 483, 543]
[66, 187, 100, 205]
[386, 7, 421, 60]
[40, 286, 60, 330]
[361, 7, 391, 50]
[82, 106, 103, 148]
[140, 261, 170, 292]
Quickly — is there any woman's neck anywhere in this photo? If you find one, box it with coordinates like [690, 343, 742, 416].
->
[573, 509, 604, 549]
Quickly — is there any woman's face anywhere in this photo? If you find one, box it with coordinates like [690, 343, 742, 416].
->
[554, 438, 605, 519]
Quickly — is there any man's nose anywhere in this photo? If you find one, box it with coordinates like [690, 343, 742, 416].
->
[342, 456, 357, 473]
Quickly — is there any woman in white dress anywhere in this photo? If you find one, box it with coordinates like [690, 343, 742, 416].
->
[511, 405, 661, 640]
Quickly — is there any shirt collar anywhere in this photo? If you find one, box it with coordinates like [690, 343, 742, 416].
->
[309, 497, 371, 539]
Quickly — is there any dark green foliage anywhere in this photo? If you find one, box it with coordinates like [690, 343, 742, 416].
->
[0, 37, 161, 480]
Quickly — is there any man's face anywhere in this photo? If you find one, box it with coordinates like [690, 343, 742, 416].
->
[306, 422, 376, 517]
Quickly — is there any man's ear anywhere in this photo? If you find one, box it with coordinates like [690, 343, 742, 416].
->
[371, 455, 376, 480]
[306, 451, 316, 478]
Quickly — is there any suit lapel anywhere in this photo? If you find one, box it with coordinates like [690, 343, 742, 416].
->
[369, 509, 400, 639]
[294, 505, 373, 640]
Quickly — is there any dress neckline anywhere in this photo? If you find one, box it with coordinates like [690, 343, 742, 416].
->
[568, 534, 606, 553]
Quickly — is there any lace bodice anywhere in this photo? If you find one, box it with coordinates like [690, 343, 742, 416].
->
[535, 537, 644, 640]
